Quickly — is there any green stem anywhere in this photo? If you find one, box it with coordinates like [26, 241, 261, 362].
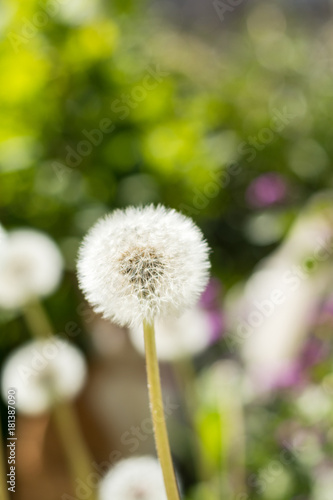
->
[173, 359, 211, 482]
[52, 401, 96, 495]
[23, 299, 53, 339]
[224, 390, 246, 498]
[143, 321, 180, 500]
[23, 299, 97, 500]
[218, 367, 247, 499]
[0, 420, 10, 500]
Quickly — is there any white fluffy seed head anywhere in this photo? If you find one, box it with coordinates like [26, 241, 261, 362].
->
[99, 456, 167, 500]
[77, 205, 210, 327]
[0, 228, 64, 309]
[1, 338, 87, 416]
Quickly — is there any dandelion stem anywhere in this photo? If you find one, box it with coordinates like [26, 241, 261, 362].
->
[52, 401, 98, 500]
[143, 321, 180, 500]
[0, 418, 10, 500]
[23, 299, 98, 500]
[23, 299, 53, 339]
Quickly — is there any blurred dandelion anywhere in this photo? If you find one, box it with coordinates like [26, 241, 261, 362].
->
[0, 228, 63, 309]
[129, 306, 213, 361]
[0, 226, 97, 499]
[99, 456, 167, 500]
[1, 339, 87, 415]
[1, 337, 97, 499]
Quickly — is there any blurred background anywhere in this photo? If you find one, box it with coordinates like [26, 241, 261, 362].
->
[1, 0, 333, 498]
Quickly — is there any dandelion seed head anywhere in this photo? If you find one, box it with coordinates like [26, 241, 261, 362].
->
[1, 339, 87, 415]
[77, 205, 210, 326]
[99, 456, 167, 500]
[0, 229, 63, 309]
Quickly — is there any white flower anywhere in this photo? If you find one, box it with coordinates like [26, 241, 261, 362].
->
[77, 205, 210, 327]
[0, 228, 63, 309]
[1, 338, 87, 415]
[234, 259, 332, 391]
[99, 456, 167, 500]
[129, 305, 213, 361]
[227, 194, 333, 393]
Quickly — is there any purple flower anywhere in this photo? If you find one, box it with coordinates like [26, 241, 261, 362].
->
[246, 173, 288, 208]
[261, 338, 326, 393]
[271, 363, 304, 390]
[200, 278, 225, 342]
[317, 298, 333, 320]
[300, 338, 325, 369]
[253, 362, 304, 393]
[200, 277, 222, 309]
[208, 309, 225, 342]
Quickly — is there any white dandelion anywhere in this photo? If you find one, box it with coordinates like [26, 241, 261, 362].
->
[1, 338, 87, 415]
[129, 305, 213, 361]
[77, 205, 210, 500]
[0, 228, 63, 309]
[77, 204, 210, 327]
[99, 456, 167, 500]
